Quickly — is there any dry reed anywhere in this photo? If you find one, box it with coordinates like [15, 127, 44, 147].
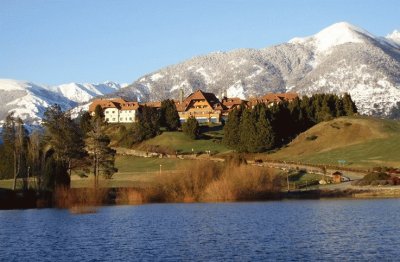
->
[54, 186, 108, 209]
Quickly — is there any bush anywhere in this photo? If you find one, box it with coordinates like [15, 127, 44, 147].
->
[182, 116, 199, 139]
[362, 172, 390, 183]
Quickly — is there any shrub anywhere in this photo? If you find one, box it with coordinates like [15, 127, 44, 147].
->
[182, 116, 200, 139]
[362, 172, 390, 183]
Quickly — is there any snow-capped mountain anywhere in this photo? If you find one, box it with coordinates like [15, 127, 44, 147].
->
[116, 22, 400, 116]
[0, 79, 124, 125]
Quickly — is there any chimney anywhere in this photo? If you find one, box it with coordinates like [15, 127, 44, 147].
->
[179, 88, 184, 103]
[224, 89, 228, 98]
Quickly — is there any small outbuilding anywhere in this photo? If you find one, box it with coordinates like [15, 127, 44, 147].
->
[332, 171, 343, 183]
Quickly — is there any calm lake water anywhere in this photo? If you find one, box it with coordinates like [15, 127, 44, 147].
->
[1, 199, 400, 261]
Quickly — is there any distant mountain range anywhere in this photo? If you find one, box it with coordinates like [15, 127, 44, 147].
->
[0, 79, 125, 125]
[1, 22, 399, 124]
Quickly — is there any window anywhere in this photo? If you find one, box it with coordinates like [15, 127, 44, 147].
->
[112, 111, 115, 113]
[106, 118, 109, 121]
[129, 117, 132, 120]
[120, 118, 123, 121]
[112, 118, 115, 121]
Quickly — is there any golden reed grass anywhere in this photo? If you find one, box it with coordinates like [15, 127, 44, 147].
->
[54, 160, 282, 207]
[140, 160, 281, 203]
[54, 186, 108, 210]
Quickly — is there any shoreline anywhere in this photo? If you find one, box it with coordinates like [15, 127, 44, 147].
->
[2, 187, 400, 210]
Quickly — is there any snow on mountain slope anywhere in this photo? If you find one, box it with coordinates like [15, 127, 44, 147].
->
[386, 30, 400, 47]
[289, 22, 375, 53]
[115, 22, 400, 117]
[49, 81, 125, 103]
[0, 79, 123, 125]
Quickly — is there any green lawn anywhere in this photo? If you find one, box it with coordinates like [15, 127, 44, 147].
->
[141, 130, 230, 154]
[0, 155, 193, 189]
[72, 155, 191, 188]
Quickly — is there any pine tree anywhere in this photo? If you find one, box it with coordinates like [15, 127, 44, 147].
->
[138, 105, 160, 139]
[160, 99, 180, 131]
[334, 95, 345, 117]
[342, 93, 357, 116]
[182, 116, 199, 139]
[79, 111, 93, 136]
[223, 108, 242, 149]
[255, 106, 275, 152]
[239, 108, 257, 152]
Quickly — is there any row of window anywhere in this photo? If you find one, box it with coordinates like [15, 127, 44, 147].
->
[105, 117, 133, 122]
[105, 110, 135, 114]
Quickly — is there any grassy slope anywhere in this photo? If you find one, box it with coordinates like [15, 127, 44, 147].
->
[267, 116, 400, 169]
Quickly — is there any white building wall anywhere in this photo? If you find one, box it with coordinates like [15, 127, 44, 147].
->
[119, 110, 137, 123]
[104, 108, 119, 123]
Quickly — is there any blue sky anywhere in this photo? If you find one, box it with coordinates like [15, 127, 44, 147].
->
[1, 0, 399, 85]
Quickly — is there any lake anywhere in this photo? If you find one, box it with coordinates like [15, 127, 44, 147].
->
[1, 199, 399, 261]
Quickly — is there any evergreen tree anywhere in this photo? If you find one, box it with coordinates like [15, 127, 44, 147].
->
[342, 93, 357, 115]
[138, 105, 160, 139]
[182, 116, 199, 139]
[238, 108, 257, 152]
[254, 105, 275, 152]
[223, 108, 242, 149]
[79, 111, 93, 135]
[160, 99, 180, 131]
[334, 95, 345, 117]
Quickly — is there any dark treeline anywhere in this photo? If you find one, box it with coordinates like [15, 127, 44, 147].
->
[0, 104, 117, 191]
[223, 93, 357, 153]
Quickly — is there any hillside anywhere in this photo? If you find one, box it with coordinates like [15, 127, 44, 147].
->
[267, 117, 400, 168]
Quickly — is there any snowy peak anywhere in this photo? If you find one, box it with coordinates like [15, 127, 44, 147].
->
[290, 22, 375, 53]
[386, 30, 400, 46]
[52, 81, 123, 103]
[0, 79, 123, 125]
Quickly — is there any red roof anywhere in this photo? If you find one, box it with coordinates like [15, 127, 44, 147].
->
[89, 98, 139, 112]
[176, 90, 223, 112]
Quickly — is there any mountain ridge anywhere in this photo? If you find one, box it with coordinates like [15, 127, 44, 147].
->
[0, 79, 125, 125]
[114, 22, 400, 117]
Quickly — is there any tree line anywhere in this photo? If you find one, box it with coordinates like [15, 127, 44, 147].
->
[223, 93, 357, 153]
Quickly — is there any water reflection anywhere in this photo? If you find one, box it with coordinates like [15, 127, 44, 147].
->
[0, 200, 399, 261]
